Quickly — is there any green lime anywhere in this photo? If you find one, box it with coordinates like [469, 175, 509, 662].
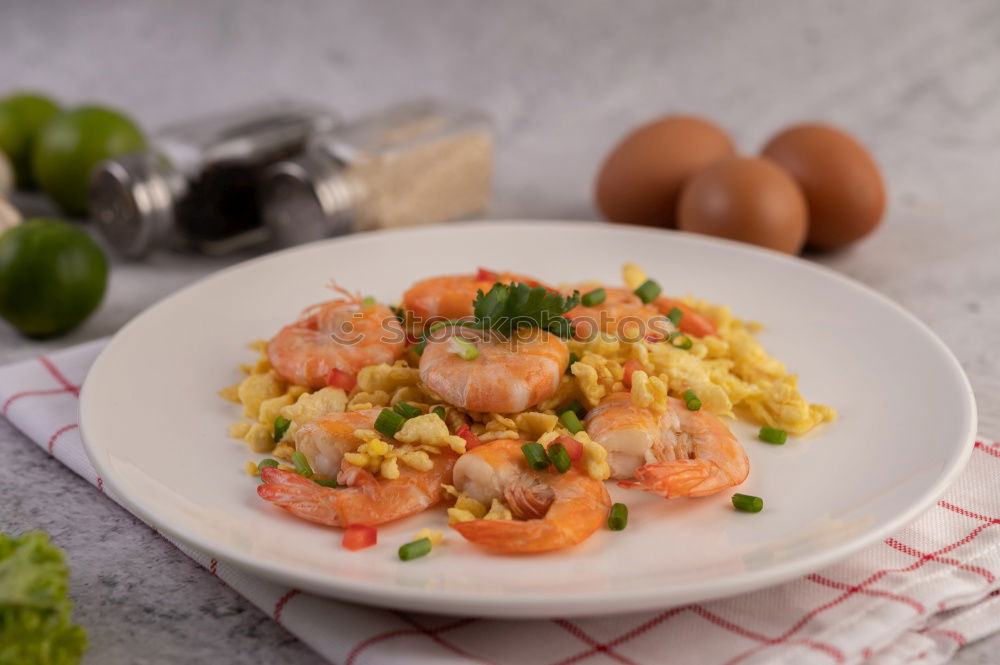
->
[0, 218, 108, 337]
[0, 92, 61, 189]
[33, 106, 146, 215]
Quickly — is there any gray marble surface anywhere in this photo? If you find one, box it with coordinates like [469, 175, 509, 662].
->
[2, 1, 999, 663]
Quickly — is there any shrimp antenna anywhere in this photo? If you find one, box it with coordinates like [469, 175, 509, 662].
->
[327, 280, 363, 304]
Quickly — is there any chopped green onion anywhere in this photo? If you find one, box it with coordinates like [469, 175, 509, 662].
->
[399, 537, 432, 561]
[581, 288, 606, 307]
[682, 389, 701, 411]
[670, 333, 693, 350]
[668, 307, 683, 327]
[559, 409, 584, 434]
[450, 336, 479, 361]
[428, 320, 475, 334]
[427, 320, 475, 334]
[558, 400, 585, 417]
[258, 458, 279, 470]
[608, 503, 628, 530]
[393, 401, 422, 419]
[413, 340, 427, 356]
[375, 408, 406, 439]
[432, 406, 446, 421]
[548, 443, 572, 473]
[291, 451, 313, 478]
[634, 279, 662, 304]
[732, 493, 764, 513]
[566, 352, 579, 374]
[361, 296, 376, 306]
[273, 415, 291, 442]
[521, 442, 551, 470]
[758, 426, 788, 445]
[314, 478, 338, 488]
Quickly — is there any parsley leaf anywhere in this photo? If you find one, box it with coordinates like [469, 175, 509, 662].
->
[472, 282, 580, 338]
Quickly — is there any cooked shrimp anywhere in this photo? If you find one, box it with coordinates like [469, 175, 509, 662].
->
[565, 287, 666, 341]
[620, 262, 715, 336]
[450, 439, 610, 552]
[419, 327, 568, 412]
[258, 449, 458, 527]
[653, 297, 716, 337]
[293, 408, 381, 478]
[402, 270, 548, 324]
[565, 287, 716, 341]
[586, 392, 748, 497]
[268, 291, 406, 388]
[581, 392, 661, 480]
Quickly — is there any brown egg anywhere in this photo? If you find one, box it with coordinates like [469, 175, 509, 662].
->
[762, 124, 885, 250]
[595, 115, 734, 228]
[677, 156, 808, 254]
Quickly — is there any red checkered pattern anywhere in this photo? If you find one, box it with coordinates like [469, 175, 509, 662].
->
[335, 461, 1000, 665]
[2, 343, 999, 665]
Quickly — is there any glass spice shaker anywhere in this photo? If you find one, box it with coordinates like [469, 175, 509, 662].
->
[89, 101, 340, 258]
[261, 100, 492, 247]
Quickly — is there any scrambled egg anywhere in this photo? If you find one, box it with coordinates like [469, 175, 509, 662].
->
[444, 485, 514, 524]
[577, 431, 611, 480]
[280, 388, 348, 437]
[224, 265, 832, 491]
[357, 363, 420, 394]
[622, 262, 648, 291]
[413, 528, 444, 545]
[629, 370, 669, 413]
[394, 414, 467, 453]
[343, 414, 463, 478]
[565, 306, 835, 435]
[223, 349, 452, 465]
[443, 484, 491, 523]
[483, 498, 513, 521]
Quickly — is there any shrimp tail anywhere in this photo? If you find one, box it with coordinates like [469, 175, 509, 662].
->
[258, 467, 346, 527]
[618, 460, 739, 498]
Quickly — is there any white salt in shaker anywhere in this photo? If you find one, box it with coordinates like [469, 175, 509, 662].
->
[261, 100, 493, 247]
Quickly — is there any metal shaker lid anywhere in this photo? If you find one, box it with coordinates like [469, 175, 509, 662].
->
[89, 153, 179, 259]
[260, 149, 356, 248]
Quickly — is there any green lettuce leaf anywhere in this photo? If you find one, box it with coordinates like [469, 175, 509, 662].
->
[0, 531, 87, 665]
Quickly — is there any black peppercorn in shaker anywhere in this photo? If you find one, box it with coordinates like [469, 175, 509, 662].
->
[89, 101, 339, 258]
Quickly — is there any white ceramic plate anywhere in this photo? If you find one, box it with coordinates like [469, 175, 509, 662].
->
[80, 221, 977, 618]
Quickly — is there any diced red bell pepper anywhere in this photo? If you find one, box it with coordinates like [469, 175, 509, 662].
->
[476, 267, 500, 282]
[551, 435, 583, 462]
[455, 424, 483, 450]
[622, 359, 642, 389]
[326, 368, 357, 391]
[342, 524, 377, 551]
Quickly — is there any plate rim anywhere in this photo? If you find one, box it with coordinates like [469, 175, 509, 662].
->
[79, 220, 978, 617]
